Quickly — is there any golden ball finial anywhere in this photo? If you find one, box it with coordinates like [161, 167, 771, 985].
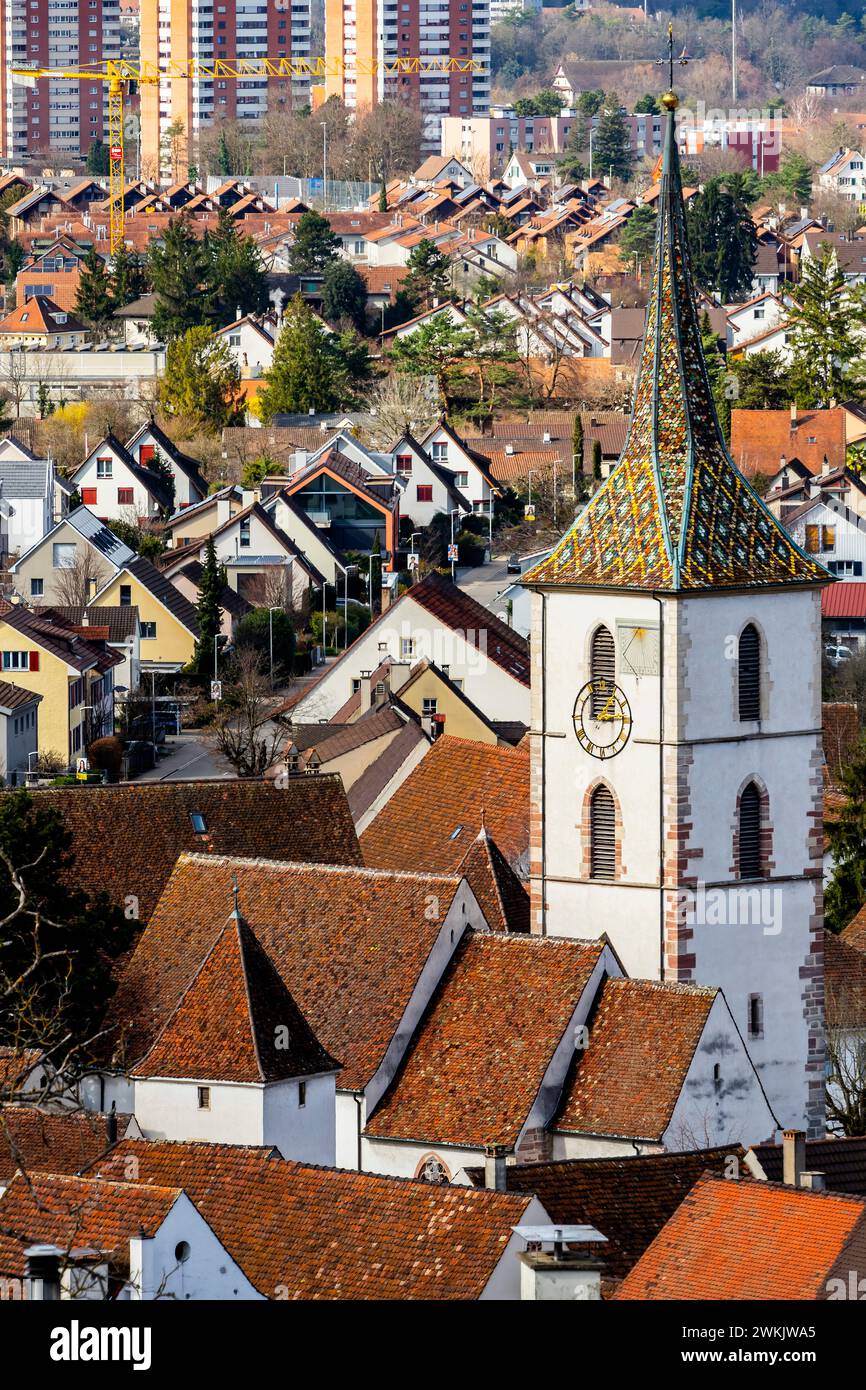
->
[661, 90, 679, 110]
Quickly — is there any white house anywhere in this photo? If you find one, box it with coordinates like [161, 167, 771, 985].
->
[818, 147, 866, 204]
[0, 437, 56, 563]
[726, 292, 786, 350]
[125, 420, 208, 510]
[784, 492, 866, 580]
[71, 434, 174, 523]
[421, 418, 501, 515]
[214, 314, 276, 378]
[0, 680, 41, 785]
[391, 431, 472, 529]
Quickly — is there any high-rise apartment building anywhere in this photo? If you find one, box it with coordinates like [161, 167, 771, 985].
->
[139, 0, 312, 178]
[0, 0, 123, 161]
[324, 0, 491, 149]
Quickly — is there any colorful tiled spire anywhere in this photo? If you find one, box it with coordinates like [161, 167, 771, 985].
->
[523, 80, 829, 592]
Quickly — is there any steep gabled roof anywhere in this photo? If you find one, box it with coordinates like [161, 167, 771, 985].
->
[457, 827, 530, 934]
[523, 97, 829, 593]
[105, 554, 200, 636]
[126, 419, 208, 495]
[407, 572, 530, 684]
[134, 914, 339, 1083]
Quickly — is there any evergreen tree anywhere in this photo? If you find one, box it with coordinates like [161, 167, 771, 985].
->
[593, 94, 633, 182]
[36, 383, 54, 419]
[387, 314, 475, 406]
[193, 536, 225, 674]
[591, 439, 603, 480]
[159, 324, 243, 430]
[557, 116, 588, 184]
[148, 217, 212, 341]
[287, 210, 340, 274]
[320, 259, 368, 330]
[85, 138, 110, 175]
[110, 244, 148, 309]
[787, 244, 866, 405]
[74, 247, 115, 332]
[148, 445, 176, 515]
[402, 238, 452, 313]
[257, 295, 351, 420]
[634, 94, 660, 114]
[206, 210, 269, 326]
[687, 176, 757, 301]
[572, 413, 584, 477]
[619, 203, 656, 273]
[576, 89, 605, 116]
[0, 791, 135, 1053]
[727, 350, 792, 409]
[378, 181, 388, 213]
[217, 129, 232, 176]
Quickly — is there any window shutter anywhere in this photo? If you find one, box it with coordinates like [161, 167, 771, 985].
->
[81, 488, 97, 505]
[590, 625, 616, 717]
[29, 650, 39, 671]
[590, 785, 616, 880]
[804, 524, 819, 554]
[738, 624, 760, 721]
[739, 782, 762, 879]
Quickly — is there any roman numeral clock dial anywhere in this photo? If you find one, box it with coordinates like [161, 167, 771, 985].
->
[573, 679, 632, 759]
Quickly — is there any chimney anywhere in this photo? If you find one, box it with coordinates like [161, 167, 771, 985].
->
[783, 1129, 806, 1187]
[518, 1229, 607, 1302]
[484, 1144, 508, 1192]
[790, 403, 798, 426]
[800, 1171, 826, 1191]
[24, 1246, 61, 1301]
[107, 1101, 117, 1145]
[359, 670, 373, 711]
[215, 494, 232, 525]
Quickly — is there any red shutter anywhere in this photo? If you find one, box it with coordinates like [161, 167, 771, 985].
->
[81, 488, 97, 504]
[29, 651, 39, 671]
[139, 444, 155, 465]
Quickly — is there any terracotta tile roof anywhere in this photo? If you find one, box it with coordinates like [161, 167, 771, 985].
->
[295, 707, 404, 768]
[35, 605, 139, 644]
[19, 777, 361, 925]
[0, 295, 85, 335]
[407, 572, 530, 684]
[86, 1138, 535, 1299]
[360, 736, 529, 874]
[0, 1107, 127, 1185]
[841, 899, 866, 952]
[105, 854, 464, 1087]
[825, 928, 866, 1032]
[365, 934, 604, 1148]
[457, 828, 530, 934]
[750, 1129, 866, 1197]
[0, 680, 42, 712]
[0, 605, 119, 673]
[0, 1173, 182, 1280]
[346, 719, 429, 823]
[555, 978, 717, 1141]
[466, 443, 563, 483]
[0, 1048, 42, 1096]
[730, 408, 847, 477]
[614, 1173, 866, 1300]
[133, 914, 339, 1083]
[463, 1146, 744, 1278]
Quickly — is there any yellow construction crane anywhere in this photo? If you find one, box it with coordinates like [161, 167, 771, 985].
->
[11, 56, 482, 253]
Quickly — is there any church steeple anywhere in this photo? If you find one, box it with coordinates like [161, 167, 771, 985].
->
[524, 61, 829, 593]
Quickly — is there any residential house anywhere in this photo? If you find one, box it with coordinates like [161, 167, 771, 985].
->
[0, 680, 41, 785]
[15, 238, 92, 313]
[807, 65, 866, 98]
[0, 605, 119, 763]
[818, 147, 866, 206]
[821, 577, 866, 650]
[214, 314, 275, 379]
[421, 419, 502, 516]
[783, 493, 866, 579]
[285, 575, 531, 726]
[390, 432, 472, 528]
[0, 296, 86, 350]
[801, 229, 866, 285]
[259, 488, 349, 589]
[730, 406, 847, 480]
[281, 449, 400, 565]
[89, 555, 199, 672]
[9, 505, 136, 607]
[125, 420, 208, 510]
[70, 434, 174, 524]
[162, 485, 245, 549]
[726, 292, 786, 350]
[168, 559, 252, 642]
[0, 436, 55, 562]
[37, 604, 141, 693]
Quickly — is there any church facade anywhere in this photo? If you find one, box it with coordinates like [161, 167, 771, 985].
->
[523, 91, 830, 1138]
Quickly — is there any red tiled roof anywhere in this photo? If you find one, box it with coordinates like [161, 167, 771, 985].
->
[86, 1138, 535, 1299]
[0, 1047, 42, 1095]
[360, 735, 529, 873]
[457, 828, 530, 934]
[133, 915, 339, 1083]
[555, 978, 717, 1141]
[0, 1107, 126, 1185]
[730, 408, 847, 477]
[365, 933, 604, 1148]
[19, 777, 361, 925]
[104, 854, 464, 1088]
[614, 1173, 866, 1300]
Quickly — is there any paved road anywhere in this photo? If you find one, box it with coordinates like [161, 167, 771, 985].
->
[455, 556, 514, 610]
[137, 730, 237, 782]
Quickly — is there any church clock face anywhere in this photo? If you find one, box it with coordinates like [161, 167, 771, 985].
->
[573, 679, 632, 759]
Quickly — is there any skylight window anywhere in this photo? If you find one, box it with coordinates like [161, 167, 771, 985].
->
[190, 812, 207, 834]
[449, 824, 464, 841]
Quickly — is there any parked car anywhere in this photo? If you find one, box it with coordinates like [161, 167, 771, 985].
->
[825, 643, 854, 667]
[506, 553, 522, 575]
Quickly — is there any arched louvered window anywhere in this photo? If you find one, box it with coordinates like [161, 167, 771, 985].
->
[739, 781, 762, 880]
[590, 625, 616, 717]
[590, 784, 616, 880]
[738, 624, 761, 722]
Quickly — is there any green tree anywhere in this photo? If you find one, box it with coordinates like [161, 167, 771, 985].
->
[257, 294, 354, 420]
[514, 90, 563, 117]
[0, 790, 135, 1055]
[85, 138, 110, 175]
[576, 89, 605, 117]
[593, 94, 633, 182]
[110, 243, 148, 309]
[159, 324, 243, 430]
[634, 94, 660, 114]
[74, 247, 115, 332]
[619, 203, 656, 272]
[148, 445, 176, 514]
[700, 310, 731, 439]
[775, 152, 814, 205]
[320, 258, 369, 330]
[234, 606, 295, 679]
[387, 313, 475, 406]
[288, 210, 340, 274]
[192, 536, 225, 674]
[788, 244, 866, 405]
[572, 413, 584, 475]
[402, 237, 452, 313]
[687, 176, 757, 300]
[826, 739, 866, 932]
[727, 350, 792, 409]
[36, 383, 54, 419]
[591, 438, 603, 481]
[217, 129, 233, 176]
[558, 116, 588, 184]
[148, 217, 212, 341]
[206, 209, 269, 326]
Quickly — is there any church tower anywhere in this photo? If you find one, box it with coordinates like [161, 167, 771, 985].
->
[523, 78, 830, 1136]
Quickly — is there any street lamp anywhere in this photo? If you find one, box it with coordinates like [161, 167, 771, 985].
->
[448, 508, 461, 580]
[321, 121, 328, 208]
[589, 126, 594, 179]
[409, 531, 421, 578]
[268, 606, 282, 690]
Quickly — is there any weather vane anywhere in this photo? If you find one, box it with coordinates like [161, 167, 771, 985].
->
[230, 874, 241, 918]
[657, 21, 689, 90]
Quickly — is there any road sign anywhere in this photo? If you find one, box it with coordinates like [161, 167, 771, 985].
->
[211, 680, 223, 701]
[447, 543, 459, 562]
